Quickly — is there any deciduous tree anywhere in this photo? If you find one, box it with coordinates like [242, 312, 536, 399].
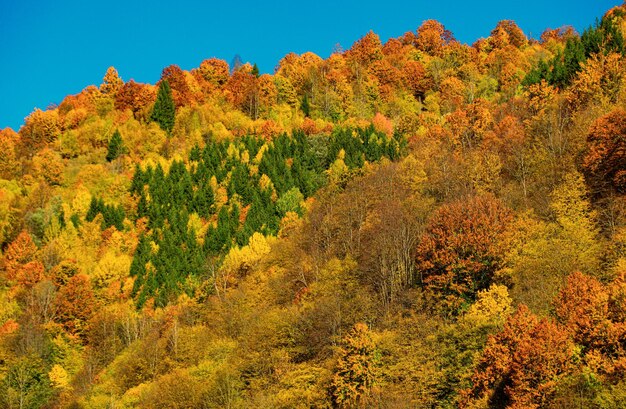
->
[115, 80, 156, 117]
[553, 272, 626, 379]
[160, 65, 193, 107]
[415, 20, 456, 57]
[331, 322, 379, 408]
[345, 31, 383, 68]
[583, 108, 626, 194]
[55, 273, 96, 337]
[19, 108, 59, 155]
[461, 305, 573, 409]
[3, 230, 38, 280]
[489, 20, 528, 49]
[195, 58, 230, 90]
[100, 66, 124, 97]
[416, 194, 513, 313]
[0, 128, 21, 179]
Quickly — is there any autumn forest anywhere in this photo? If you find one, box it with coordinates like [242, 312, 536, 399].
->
[2, 4, 626, 408]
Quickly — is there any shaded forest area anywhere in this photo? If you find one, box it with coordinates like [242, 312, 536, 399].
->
[2, 4, 626, 408]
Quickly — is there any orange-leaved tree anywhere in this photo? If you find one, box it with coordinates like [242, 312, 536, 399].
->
[100, 66, 124, 97]
[3, 231, 39, 281]
[416, 194, 513, 313]
[194, 58, 230, 92]
[19, 108, 59, 156]
[553, 271, 626, 379]
[55, 273, 96, 337]
[582, 108, 626, 194]
[115, 80, 156, 117]
[345, 31, 384, 68]
[461, 305, 573, 409]
[160, 64, 194, 107]
[415, 20, 456, 57]
[0, 128, 21, 179]
[489, 20, 527, 49]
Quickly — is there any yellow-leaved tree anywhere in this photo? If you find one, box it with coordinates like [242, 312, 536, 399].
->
[100, 66, 124, 97]
[216, 232, 274, 295]
[463, 284, 513, 327]
[549, 171, 603, 274]
[332, 322, 379, 408]
[503, 171, 603, 314]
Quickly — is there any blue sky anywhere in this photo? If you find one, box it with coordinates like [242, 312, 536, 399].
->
[0, 0, 619, 130]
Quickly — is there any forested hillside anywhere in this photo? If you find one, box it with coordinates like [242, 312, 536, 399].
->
[2, 4, 626, 408]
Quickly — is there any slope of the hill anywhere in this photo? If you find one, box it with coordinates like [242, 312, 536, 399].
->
[2, 5, 626, 408]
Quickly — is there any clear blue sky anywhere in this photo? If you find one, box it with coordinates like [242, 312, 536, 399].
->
[0, 0, 619, 131]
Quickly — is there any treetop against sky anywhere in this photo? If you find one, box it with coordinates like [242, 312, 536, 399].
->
[0, 0, 618, 130]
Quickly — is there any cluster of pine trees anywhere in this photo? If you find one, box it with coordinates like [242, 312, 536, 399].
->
[124, 127, 404, 307]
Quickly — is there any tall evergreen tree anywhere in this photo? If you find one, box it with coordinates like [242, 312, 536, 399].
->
[151, 80, 176, 134]
[130, 164, 146, 195]
[106, 129, 125, 162]
[251, 63, 260, 77]
[301, 93, 311, 117]
[86, 198, 104, 222]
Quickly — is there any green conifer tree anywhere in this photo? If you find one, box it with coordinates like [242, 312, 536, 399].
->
[86, 198, 104, 222]
[194, 183, 214, 218]
[151, 80, 176, 134]
[137, 193, 149, 219]
[251, 63, 260, 77]
[106, 129, 126, 162]
[130, 164, 146, 195]
[301, 93, 311, 117]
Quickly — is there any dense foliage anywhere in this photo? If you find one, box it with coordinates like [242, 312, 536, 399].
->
[3, 4, 626, 408]
[127, 127, 403, 307]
